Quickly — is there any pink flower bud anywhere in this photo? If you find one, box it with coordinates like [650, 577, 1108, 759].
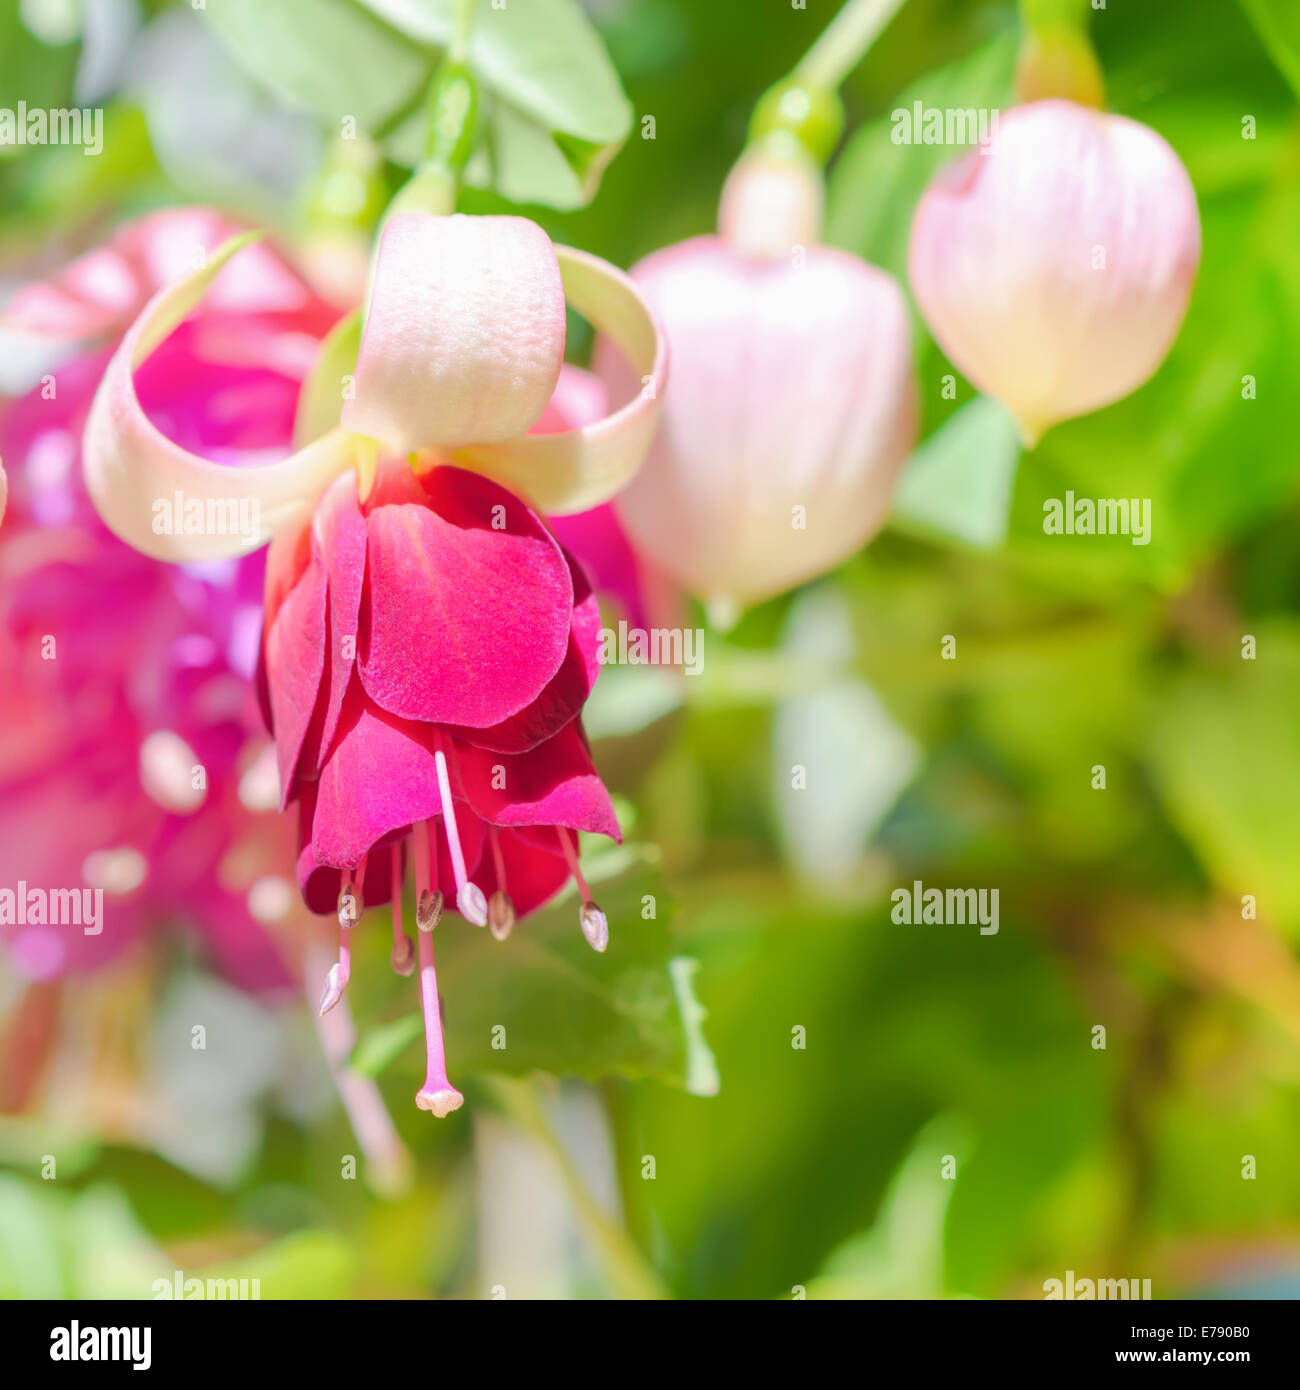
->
[909, 99, 1201, 444]
[600, 159, 916, 611]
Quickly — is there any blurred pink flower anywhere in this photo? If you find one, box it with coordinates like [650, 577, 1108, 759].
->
[598, 143, 917, 612]
[909, 99, 1201, 444]
[0, 208, 338, 991]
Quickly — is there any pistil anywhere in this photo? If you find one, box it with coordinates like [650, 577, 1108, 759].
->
[412, 818, 461, 1116]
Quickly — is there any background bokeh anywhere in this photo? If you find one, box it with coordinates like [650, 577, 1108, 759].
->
[2, 0, 1299, 1299]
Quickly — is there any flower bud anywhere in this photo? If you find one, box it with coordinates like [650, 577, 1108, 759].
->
[598, 157, 915, 611]
[718, 138, 824, 260]
[909, 99, 1200, 444]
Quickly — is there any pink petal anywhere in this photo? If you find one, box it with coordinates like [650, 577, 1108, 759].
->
[602, 235, 915, 606]
[909, 100, 1200, 439]
[444, 545, 599, 754]
[549, 502, 652, 633]
[359, 466, 572, 728]
[476, 828, 570, 918]
[297, 792, 405, 915]
[451, 722, 621, 841]
[451, 246, 668, 514]
[265, 562, 327, 809]
[531, 363, 608, 435]
[311, 679, 444, 868]
[5, 207, 322, 340]
[342, 213, 565, 451]
[311, 471, 367, 766]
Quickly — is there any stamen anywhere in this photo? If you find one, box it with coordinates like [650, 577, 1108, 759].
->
[558, 829, 608, 952]
[321, 864, 363, 1014]
[414, 819, 443, 932]
[487, 826, 515, 941]
[414, 920, 463, 1118]
[434, 747, 487, 926]
[389, 849, 415, 977]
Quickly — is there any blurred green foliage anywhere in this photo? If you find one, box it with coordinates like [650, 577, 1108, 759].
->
[2, 0, 1300, 1301]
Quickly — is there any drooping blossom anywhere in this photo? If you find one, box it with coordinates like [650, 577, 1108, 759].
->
[597, 140, 916, 614]
[908, 99, 1201, 445]
[81, 211, 667, 1115]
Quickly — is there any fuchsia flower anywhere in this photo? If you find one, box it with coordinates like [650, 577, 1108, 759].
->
[0, 208, 339, 990]
[909, 99, 1201, 444]
[599, 143, 917, 612]
[82, 211, 666, 1115]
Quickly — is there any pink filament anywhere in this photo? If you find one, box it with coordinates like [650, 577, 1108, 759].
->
[557, 827, 592, 899]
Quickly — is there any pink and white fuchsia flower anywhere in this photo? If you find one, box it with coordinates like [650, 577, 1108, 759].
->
[909, 99, 1201, 444]
[82, 211, 666, 1116]
[599, 142, 917, 613]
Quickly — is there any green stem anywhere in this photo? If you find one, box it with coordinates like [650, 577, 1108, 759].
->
[795, 0, 909, 94]
[451, 0, 476, 62]
[488, 1077, 669, 1300]
[601, 1079, 654, 1259]
[1018, 0, 1093, 35]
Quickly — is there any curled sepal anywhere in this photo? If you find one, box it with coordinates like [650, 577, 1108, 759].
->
[451, 246, 669, 516]
[83, 233, 361, 562]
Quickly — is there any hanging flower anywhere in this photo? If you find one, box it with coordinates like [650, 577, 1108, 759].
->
[908, 99, 1201, 445]
[81, 210, 667, 1114]
[597, 140, 916, 614]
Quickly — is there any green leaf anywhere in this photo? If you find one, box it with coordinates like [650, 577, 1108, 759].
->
[1239, 0, 1300, 98]
[891, 396, 1022, 549]
[1146, 622, 1300, 939]
[825, 30, 1019, 284]
[204, 0, 429, 135]
[347, 858, 714, 1092]
[294, 310, 361, 447]
[348, 1010, 425, 1078]
[204, 0, 632, 209]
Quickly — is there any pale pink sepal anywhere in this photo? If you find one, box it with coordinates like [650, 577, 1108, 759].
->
[342, 213, 566, 452]
[451, 247, 669, 516]
[909, 100, 1201, 442]
[82, 234, 360, 562]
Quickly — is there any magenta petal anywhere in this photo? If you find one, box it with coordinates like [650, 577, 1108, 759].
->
[445, 547, 599, 754]
[549, 503, 652, 632]
[311, 680, 442, 868]
[452, 723, 621, 841]
[297, 790, 404, 914]
[475, 828, 570, 918]
[265, 563, 327, 809]
[359, 466, 572, 727]
[311, 471, 367, 767]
